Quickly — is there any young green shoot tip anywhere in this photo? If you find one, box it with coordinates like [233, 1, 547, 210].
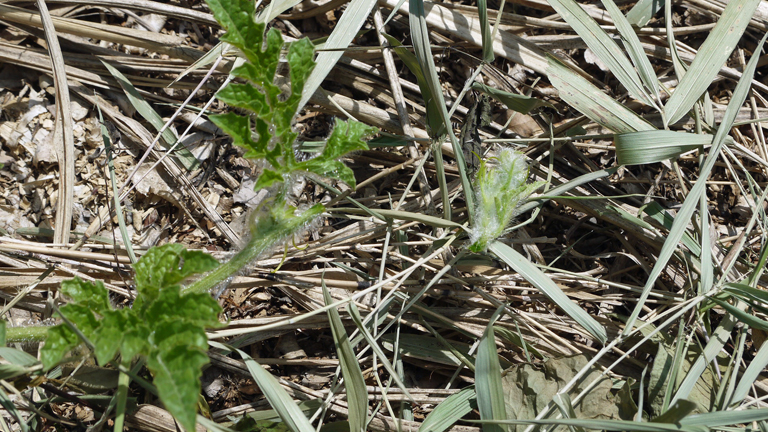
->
[469, 148, 543, 252]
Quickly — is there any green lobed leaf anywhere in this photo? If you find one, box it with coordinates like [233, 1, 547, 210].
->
[208, 0, 376, 189]
[149, 320, 210, 354]
[205, 0, 265, 56]
[41, 325, 82, 369]
[60, 278, 110, 315]
[147, 344, 210, 432]
[43, 243, 224, 432]
[133, 244, 219, 302]
[121, 324, 151, 363]
[287, 38, 316, 108]
[93, 310, 129, 365]
[59, 303, 102, 340]
[144, 286, 223, 330]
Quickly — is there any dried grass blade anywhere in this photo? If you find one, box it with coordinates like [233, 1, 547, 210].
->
[235, 348, 315, 432]
[171, 41, 229, 86]
[488, 241, 607, 344]
[622, 32, 768, 335]
[0, 3, 201, 62]
[101, 61, 199, 171]
[475, 306, 507, 432]
[323, 282, 368, 432]
[45, 0, 218, 25]
[663, 0, 761, 124]
[298, 0, 378, 110]
[548, 0, 655, 107]
[614, 131, 732, 165]
[36, 0, 74, 246]
[380, 0, 589, 79]
[547, 56, 655, 133]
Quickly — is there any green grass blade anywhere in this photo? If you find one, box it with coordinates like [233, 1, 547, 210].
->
[671, 312, 734, 405]
[255, 0, 302, 23]
[552, 393, 586, 432]
[710, 298, 768, 331]
[731, 339, 768, 404]
[380, 33, 445, 137]
[679, 407, 768, 426]
[298, 0, 378, 110]
[489, 241, 607, 344]
[471, 82, 550, 114]
[235, 348, 315, 432]
[100, 60, 198, 171]
[601, 0, 660, 104]
[698, 199, 713, 294]
[615, 131, 732, 166]
[517, 167, 619, 215]
[382, 334, 475, 367]
[0, 387, 29, 432]
[407, 0, 475, 221]
[346, 302, 414, 403]
[475, 306, 507, 432]
[323, 282, 368, 432]
[96, 104, 137, 265]
[420, 387, 477, 432]
[625, 0, 664, 27]
[623, 32, 768, 335]
[477, 0, 494, 62]
[547, 0, 655, 107]
[481, 418, 706, 432]
[547, 56, 655, 133]
[651, 400, 698, 423]
[663, 0, 761, 124]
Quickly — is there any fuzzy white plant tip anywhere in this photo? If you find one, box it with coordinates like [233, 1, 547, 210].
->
[468, 149, 543, 252]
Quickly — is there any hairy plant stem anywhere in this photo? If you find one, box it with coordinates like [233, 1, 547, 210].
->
[6, 325, 48, 342]
[183, 203, 325, 294]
